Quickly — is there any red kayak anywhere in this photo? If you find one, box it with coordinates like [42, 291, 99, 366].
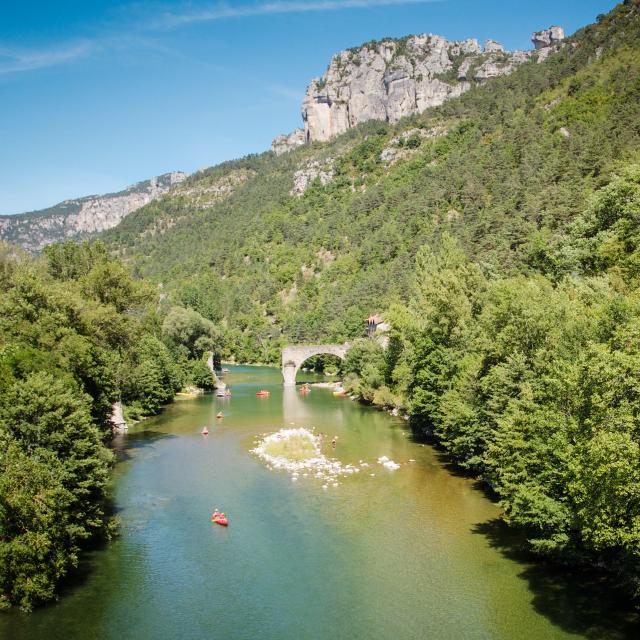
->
[201, 427, 209, 435]
[212, 514, 228, 526]
[256, 390, 270, 397]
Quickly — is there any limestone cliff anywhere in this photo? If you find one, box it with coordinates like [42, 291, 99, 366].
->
[272, 26, 564, 150]
[0, 172, 186, 251]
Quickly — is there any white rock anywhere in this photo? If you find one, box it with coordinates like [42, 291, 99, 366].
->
[271, 128, 306, 155]
[532, 26, 565, 50]
[1, 172, 187, 252]
[291, 158, 335, 196]
[297, 33, 539, 143]
[484, 39, 504, 53]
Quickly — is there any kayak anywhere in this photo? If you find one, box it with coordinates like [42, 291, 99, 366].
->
[333, 390, 347, 397]
[216, 412, 224, 419]
[212, 515, 228, 526]
[256, 390, 270, 397]
[201, 427, 209, 435]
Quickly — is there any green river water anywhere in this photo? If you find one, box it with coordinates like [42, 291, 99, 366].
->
[1, 366, 638, 639]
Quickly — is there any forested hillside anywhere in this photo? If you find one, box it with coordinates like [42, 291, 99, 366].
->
[103, 0, 640, 363]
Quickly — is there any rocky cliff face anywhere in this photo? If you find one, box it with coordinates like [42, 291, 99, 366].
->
[0, 172, 186, 251]
[272, 27, 564, 150]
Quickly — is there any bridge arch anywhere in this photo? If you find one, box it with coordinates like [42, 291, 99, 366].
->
[281, 343, 350, 386]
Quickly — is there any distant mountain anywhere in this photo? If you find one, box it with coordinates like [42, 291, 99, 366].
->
[272, 26, 565, 153]
[0, 171, 187, 251]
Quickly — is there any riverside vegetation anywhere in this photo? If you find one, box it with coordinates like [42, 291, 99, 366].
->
[100, 0, 640, 599]
[0, 242, 223, 609]
[3, 0, 640, 611]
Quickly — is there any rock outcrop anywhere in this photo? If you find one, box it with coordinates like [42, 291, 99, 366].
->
[291, 159, 335, 196]
[272, 26, 565, 149]
[110, 401, 128, 434]
[532, 26, 565, 50]
[0, 171, 186, 251]
[300, 35, 482, 143]
[272, 128, 306, 155]
[379, 126, 446, 164]
[174, 168, 254, 209]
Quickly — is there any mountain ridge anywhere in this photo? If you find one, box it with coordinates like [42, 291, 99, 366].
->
[0, 171, 186, 251]
[272, 26, 565, 153]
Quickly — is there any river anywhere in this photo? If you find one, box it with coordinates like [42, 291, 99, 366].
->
[1, 366, 638, 639]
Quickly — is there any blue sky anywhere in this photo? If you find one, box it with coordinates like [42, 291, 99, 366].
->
[1, 0, 616, 214]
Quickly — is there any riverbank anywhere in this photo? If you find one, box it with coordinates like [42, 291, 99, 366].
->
[4, 364, 637, 639]
[339, 369, 640, 607]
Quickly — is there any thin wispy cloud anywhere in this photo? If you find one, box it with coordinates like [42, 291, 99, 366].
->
[268, 83, 305, 102]
[0, 41, 93, 74]
[154, 0, 441, 29]
[1, 0, 441, 75]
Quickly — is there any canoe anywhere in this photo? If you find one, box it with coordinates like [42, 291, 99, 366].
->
[256, 390, 270, 397]
[212, 515, 228, 526]
[333, 390, 347, 397]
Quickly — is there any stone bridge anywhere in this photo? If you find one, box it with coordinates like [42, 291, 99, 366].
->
[282, 343, 350, 386]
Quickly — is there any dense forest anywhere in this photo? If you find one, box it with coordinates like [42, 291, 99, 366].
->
[0, 242, 221, 609]
[343, 169, 640, 595]
[99, 0, 640, 597]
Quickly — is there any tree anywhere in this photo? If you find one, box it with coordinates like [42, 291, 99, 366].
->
[0, 373, 112, 610]
[161, 306, 222, 359]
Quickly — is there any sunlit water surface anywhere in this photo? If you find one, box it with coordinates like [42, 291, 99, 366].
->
[1, 366, 638, 639]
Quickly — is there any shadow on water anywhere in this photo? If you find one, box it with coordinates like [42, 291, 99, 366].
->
[38, 430, 181, 606]
[408, 420, 640, 638]
[43, 546, 111, 609]
[408, 420, 497, 494]
[110, 429, 178, 463]
[473, 519, 640, 640]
